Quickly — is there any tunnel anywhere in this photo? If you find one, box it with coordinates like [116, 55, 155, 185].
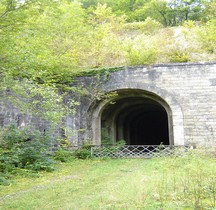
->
[100, 90, 171, 145]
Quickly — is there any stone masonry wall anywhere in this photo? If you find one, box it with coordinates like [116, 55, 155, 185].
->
[0, 62, 216, 146]
[75, 62, 216, 146]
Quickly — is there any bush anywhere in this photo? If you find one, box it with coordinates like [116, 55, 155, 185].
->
[198, 19, 216, 53]
[115, 139, 126, 146]
[0, 174, 11, 186]
[53, 144, 92, 161]
[26, 159, 54, 172]
[124, 17, 162, 35]
[126, 43, 158, 66]
[169, 51, 190, 63]
[0, 151, 19, 173]
[74, 144, 92, 159]
[53, 147, 75, 162]
[0, 124, 55, 184]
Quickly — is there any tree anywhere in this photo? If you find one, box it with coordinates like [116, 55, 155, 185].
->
[198, 19, 216, 53]
[166, 0, 205, 25]
[0, 0, 83, 130]
[127, 0, 207, 25]
[203, 0, 216, 21]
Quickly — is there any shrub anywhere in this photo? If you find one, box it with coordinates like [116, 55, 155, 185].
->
[74, 144, 92, 159]
[169, 51, 190, 63]
[25, 159, 54, 172]
[126, 43, 158, 66]
[53, 147, 75, 162]
[0, 174, 11, 186]
[198, 19, 216, 53]
[0, 124, 55, 184]
[115, 139, 126, 146]
[124, 17, 162, 35]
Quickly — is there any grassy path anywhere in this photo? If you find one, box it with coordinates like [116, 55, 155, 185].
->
[0, 155, 216, 209]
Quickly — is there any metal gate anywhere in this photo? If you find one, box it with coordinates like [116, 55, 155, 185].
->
[91, 145, 189, 158]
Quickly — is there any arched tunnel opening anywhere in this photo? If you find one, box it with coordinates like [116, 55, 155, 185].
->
[100, 90, 171, 145]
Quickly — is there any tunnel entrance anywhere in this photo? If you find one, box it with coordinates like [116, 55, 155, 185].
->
[100, 90, 172, 145]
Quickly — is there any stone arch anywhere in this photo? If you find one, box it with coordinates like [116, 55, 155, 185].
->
[87, 87, 184, 146]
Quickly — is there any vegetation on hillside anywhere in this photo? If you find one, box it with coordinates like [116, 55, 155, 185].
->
[0, 0, 215, 119]
[0, 0, 215, 85]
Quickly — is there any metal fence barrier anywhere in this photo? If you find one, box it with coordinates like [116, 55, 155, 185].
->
[91, 145, 190, 158]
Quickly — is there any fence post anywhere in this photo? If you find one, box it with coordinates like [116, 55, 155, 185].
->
[91, 146, 94, 157]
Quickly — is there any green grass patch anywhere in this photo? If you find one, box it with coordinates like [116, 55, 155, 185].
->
[0, 152, 216, 209]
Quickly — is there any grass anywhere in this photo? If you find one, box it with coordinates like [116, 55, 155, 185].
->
[0, 151, 216, 210]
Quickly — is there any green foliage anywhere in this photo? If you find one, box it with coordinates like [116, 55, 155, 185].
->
[198, 19, 216, 53]
[125, 41, 158, 65]
[81, 0, 210, 26]
[1, 1, 86, 79]
[124, 17, 162, 34]
[77, 66, 124, 77]
[74, 144, 92, 159]
[0, 76, 78, 127]
[165, 0, 205, 26]
[52, 147, 75, 162]
[0, 2, 215, 187]
[0, 150, 16, 174]
[132, 0, 169, 25]
[169, 51, 190, 63]
[53, 141, 93, 161]
[0, 0, 215, 94]
[0, 174, 11, 186]
[204, 0, 216, 20]
[0, 0, 215, 189]
[0, 124, 55, 184]
[116, 139, 126, 146]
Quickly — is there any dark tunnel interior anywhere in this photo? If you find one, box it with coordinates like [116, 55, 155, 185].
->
[119, 106, 169, 145]
[101, 94, 170, 145]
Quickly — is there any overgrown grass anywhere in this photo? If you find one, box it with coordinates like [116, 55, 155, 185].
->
[0, 151, 215, 210]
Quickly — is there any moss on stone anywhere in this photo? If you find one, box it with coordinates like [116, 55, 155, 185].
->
[75, 66, 125, 77]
